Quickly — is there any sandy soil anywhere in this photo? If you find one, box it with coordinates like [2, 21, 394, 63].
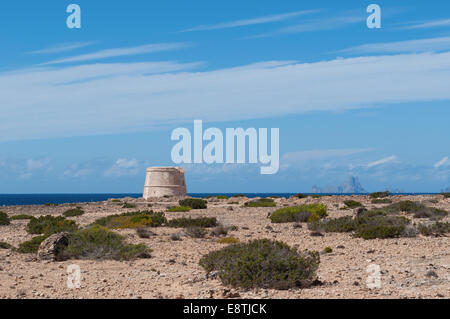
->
[0, 195, 449, 299]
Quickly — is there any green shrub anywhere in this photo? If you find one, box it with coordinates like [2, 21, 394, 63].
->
[232, 194, 246, 198]
[0, 242, 12, 249]
[179, 198, 207, 209]
[245, 198, 276, 207]
[167, 206, 192, 212]
[324, 247, 333, 253]
[27, 215, 78, 235]
[59, 225, 151, 260]
[344, 200, 363, 208]
[357, 209, 387, 218]
[17, 235, 47, 253]
[167, 217, 217, 228]
[122, 203, 136, 209]
[216, 237, 240, 244]
[295, 193, 306, 199]
[9, 214, 34, 220]
[418, 222, 450, 236]
[353, 216, 410, 239]
[93, 211, 166, 229]
[413, 208, 448, 219]
[369, 191, 391, 198]
[385, 201, 448, 219]
[308, 216, 355, 233]
[63, 208, 84, 217]
[0, 211, 10, 225]
[185, 226, 207, 238]
[441, 193, 450, 198]
[385, 200, 422, 213]
[270, 204, 327, 223]
[111, 199, 122, 203]
[310, 195, 322, 198]
[199, 239, 320, 289]
[216, 195, 229, 199]
[371, 198, 392, 204]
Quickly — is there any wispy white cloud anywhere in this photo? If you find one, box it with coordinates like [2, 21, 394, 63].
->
[403, 18, 450, 30]
[181, 10, 318, 32]
[28, 42, 94, 54]
[105, 158, 140, 177]
[42, 43, 189, 65]
[367, 155, 398, 168]
[247, 13, 363, 38]
[2, 51, 450, 141]
[434, 156, 449, 168]
[337, 37, 450, 54]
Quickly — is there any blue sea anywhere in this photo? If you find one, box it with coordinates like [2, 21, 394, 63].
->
[0, 193, 438, 206]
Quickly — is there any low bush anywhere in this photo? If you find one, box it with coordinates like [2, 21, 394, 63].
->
[185, 226, 207, 238]
[245, 198, 276, 207]
[385, 201, 448, 219]
[63, 208, 84, 217]
[308, 216, 355, 233]
[199, 239, 320, 289]
[93, 211, 167, 229]
[0, 211, 10, 225]
[216, 195, 229, 199]
[385, 200, 422, 213]
[216, 237, 240, 244]
[232, 194, 246, 198]
[26, 215, 78, 235]
[310, 195, 322, 198]
[122, 203, 136, 209]
[369, 191, 391, 198]
[295, 193, 306, 199]
[17, 235, 47, 253]
[418, 222, 450, 236]
[324, 247, 333, 253]
[167, 206, 192, 212]
[441, 193, 450, 198]
[111, 199, 122, 203]
[167, 217, 217, 228]
[371, 199, 392, 204]
[9, 214, 33, 220]
[343, 200, 363, 208]
[357, 209, 387, 218]
[179, 198, 207, 209]
[353, 215, 410, 239]
[0, 242, 12, 249]
[270, 204, 327, 223]
[59, 225, 151, 261]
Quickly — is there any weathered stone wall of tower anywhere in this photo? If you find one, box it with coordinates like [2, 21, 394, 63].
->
[143, 167, 187, 199]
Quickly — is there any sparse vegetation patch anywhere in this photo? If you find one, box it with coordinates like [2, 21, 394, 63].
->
[92, 211, 167, 229]
[167, 217, 217, 228]
[26, 215, 78, 235]
[63, 208, 84, 217]
[199, 239, 320, 290]
[245, 198, 276, 207]
[179, 198, 207, 209]
[270, 204, 327, 223]
[0, 211, 10, 225]
[59, 225, 151, 260]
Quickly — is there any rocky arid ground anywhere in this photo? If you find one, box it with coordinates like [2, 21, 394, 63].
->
[0, 194, 449, 299]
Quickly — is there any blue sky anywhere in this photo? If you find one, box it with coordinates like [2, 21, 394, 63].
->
[0, 0, 449, 193]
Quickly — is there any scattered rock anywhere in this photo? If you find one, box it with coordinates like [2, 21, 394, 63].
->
[37, 232, 70, 261]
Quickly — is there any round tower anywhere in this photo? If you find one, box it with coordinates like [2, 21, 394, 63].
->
[143, 167, 187, 199]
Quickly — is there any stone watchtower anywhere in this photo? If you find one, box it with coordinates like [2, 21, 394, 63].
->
[143, 167, 187, 199]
